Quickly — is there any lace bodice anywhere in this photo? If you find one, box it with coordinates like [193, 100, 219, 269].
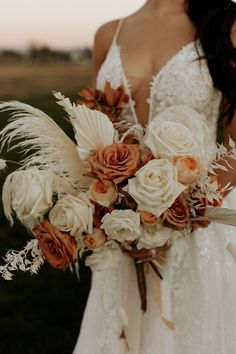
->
[97, 39, 222, 145]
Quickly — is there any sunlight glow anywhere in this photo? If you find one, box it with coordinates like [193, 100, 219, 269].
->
[1, 0, 145, 48]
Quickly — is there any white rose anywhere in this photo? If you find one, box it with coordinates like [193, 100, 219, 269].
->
[49, 192, 94, 236]
[144, 105, 208, 159]
[89, 179, 118, 207]
[101, 210, 141, 242]
[85, 241, 121, 271]
[137, 226, 181, 249]
[6, 168, 54, 227]
[128, 159, 186, 216]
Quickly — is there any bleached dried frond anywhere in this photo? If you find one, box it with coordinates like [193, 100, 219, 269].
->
[54, 92, 117, 159]
[0, 239, 44, 280]
[114, 120, 145, 146]
[209, 137, 236, 173]
[205, 207, 236, 227]
[53, 91, 76, 117]
[0, 100, 90, 189]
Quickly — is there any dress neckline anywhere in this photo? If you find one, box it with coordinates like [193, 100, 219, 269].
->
[112, 40, 196, 126]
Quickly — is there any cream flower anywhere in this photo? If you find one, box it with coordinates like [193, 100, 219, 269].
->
[49, 193, 94, 237]
[101, 209, 141, 242]
[144, 105, 208, 159]
[137, 226, 182, 249]
[7, 168, 54, 227]
[89, 179, 118, 207]
[128, 159, 186, 216]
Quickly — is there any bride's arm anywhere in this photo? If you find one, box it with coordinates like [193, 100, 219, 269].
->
[215, 26, 236, 191]
[92, 20, 120, 86]
[215, 114, 236, 190]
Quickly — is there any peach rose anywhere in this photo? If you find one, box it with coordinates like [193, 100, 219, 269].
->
[139, 210, 160, 225]
[162, 194, 189, 229]
[172, 156, 202, 185]
[84, 228, 107, 249]
[89, 143, 141, 184]
[33, 220, 78, 269]
[89, 179, 118, 207]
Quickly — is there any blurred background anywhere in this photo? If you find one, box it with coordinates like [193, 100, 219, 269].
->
[0, 1, 145, 353]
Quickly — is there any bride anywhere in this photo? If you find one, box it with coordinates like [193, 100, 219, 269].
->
[74, 0, 236, 353]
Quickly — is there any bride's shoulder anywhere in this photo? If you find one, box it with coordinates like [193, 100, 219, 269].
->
[94, 19, 120, 53]
[92, 19, 121, 82]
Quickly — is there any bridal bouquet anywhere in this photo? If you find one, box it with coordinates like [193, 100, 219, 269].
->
[0, 85, 236, 309]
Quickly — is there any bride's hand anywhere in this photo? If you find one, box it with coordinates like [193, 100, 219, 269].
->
[123, 244, 170, 262]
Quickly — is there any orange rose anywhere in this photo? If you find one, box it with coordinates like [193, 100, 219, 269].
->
[89, 179, 118, 207]
[33, 220, 78, 269]
[89, 144, 141, 184]
[162, 194, 189, 229]
[139, 210, 160, 225]
[172, 156, 202, 185]
[84, 228, 107, 249]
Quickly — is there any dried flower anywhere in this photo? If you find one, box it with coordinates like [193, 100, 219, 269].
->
[77, 81, 129, 123]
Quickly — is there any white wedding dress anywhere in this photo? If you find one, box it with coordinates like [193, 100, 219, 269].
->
[73, 20, 236, 354]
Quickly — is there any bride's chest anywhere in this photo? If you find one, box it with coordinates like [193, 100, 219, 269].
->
[96, 41, 222, 126]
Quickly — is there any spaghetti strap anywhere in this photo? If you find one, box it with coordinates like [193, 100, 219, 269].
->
[113, 19, 124, 43]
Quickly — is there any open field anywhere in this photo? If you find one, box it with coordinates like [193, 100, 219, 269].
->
[0, 62, 92, 354]
[0, 62, 91, 100]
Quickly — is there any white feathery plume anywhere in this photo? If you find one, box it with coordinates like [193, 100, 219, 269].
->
[2, 173, 13, 224]
[54, 92, 116, 160]
[0, 100, 90, 189]
[0, 158, 6, 170]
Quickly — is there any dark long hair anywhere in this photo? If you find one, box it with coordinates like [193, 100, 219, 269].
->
[187, 0, 236, 123]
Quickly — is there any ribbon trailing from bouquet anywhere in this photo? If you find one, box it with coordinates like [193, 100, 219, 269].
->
[135, 260, 175, 331]
[149, 263, 175, 331]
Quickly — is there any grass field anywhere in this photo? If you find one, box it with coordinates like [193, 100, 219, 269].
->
[0, 62, 92, 354]
[0, 62, 91, 100]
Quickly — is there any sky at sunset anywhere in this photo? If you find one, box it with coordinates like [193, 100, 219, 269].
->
[1, 0, 145, 49]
